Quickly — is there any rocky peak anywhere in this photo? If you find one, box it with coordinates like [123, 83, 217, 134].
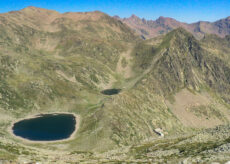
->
[156, 16, 169, 24]
[130, 14, 139, 19]
[126, 14, 141, 22]
[165, 28, 198, 50]
[156, 16, 183, 27]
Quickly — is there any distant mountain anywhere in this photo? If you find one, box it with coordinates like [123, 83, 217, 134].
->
[116, 15, 230, 39]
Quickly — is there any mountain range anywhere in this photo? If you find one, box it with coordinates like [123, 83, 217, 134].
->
[0, 7, 230, 163]
[115, 14, 230, 39]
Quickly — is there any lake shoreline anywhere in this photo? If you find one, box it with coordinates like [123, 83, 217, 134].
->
[8, 112, 80, 144]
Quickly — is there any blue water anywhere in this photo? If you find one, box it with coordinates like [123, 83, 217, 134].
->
[101, 89, 121, 95]
[12, 113, 76, 141]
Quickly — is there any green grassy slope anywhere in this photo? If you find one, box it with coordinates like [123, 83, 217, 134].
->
[0, 7, 230, 163]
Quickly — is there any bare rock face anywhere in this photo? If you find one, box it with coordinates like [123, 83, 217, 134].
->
[116, 15, 230, 39]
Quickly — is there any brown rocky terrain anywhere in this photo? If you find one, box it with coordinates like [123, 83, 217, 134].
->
[116, 14, 230, 39]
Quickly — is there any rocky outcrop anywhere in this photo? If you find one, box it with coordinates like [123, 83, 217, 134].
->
[116, 15, 230, 39]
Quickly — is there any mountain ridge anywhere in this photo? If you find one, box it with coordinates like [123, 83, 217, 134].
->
[116, 14, 230, 39]
[0, 6, 230, 163]
[2, 6, 229, 39]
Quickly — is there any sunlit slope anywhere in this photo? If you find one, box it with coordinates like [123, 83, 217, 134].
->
[97, 28, 230, 149]
[0, 7, 139, 151]
[0, 7, 229, 162]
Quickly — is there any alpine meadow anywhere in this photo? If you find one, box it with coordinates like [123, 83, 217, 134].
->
[0, 6, 230, 163]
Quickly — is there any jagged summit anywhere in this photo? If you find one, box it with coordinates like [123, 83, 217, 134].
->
[156, 16, 173, 21]
[156, 16, 183, 25]
[116, 14, 230, 39]
[124, 14, 141, 22]
[130, 14, 139, 19]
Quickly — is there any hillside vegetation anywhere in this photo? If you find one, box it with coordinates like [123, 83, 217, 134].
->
[0, 7, 230, 163]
